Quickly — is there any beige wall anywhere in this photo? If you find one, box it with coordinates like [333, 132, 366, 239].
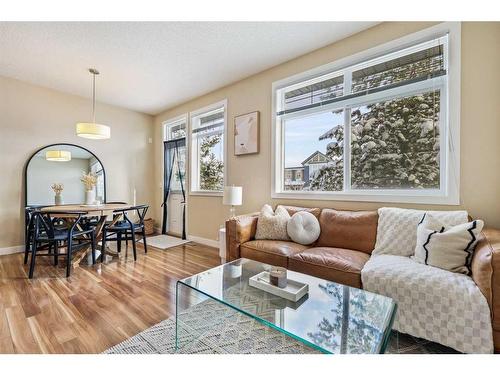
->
[0, 75, 154, 249]
[153, 21, 500, 241]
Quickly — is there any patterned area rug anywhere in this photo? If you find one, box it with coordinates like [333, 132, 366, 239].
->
[104, 299, 458, 354]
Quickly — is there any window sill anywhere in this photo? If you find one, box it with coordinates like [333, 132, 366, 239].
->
[271, 191, 460, 205]
[189, 190, 223, 197]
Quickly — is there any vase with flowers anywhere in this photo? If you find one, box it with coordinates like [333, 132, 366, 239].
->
[51, 183, 64, 205]
[81, 171, 98, 205]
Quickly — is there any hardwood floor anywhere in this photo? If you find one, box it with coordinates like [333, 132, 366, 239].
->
[0, 241, 222, 353]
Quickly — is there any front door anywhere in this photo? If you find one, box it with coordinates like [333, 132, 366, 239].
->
[162, 117, 187, 237]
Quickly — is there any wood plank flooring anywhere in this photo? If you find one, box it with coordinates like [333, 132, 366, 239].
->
[0, 241, 221, 353]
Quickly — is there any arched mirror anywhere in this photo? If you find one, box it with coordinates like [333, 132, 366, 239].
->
[25, 144, 106, 206]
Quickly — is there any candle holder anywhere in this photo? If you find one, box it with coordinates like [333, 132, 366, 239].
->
[269, 267, 287, 288]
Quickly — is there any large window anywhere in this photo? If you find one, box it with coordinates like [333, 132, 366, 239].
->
[273, 23, 460, 204]
[190, 101, 226, 194]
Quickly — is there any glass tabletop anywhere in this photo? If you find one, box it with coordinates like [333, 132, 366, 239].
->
[178, 258, 396, 354]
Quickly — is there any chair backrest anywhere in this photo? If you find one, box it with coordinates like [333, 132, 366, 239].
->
[116, 205, 149, 226]
[32, 211, 86, 239]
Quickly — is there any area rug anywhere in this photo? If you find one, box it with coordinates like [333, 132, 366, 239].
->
[104, 299, 458, 354]
[139, 235, 189, 249]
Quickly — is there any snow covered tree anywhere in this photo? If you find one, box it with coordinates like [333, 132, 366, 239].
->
[309, 51, 442, 191]
[349, 92, 440, 189]
[309, 111, 344, 191]
[199, 135, 224, 191]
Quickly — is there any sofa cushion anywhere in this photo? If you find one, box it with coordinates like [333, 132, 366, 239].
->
[240, 240, 309, 268]
[288, 247, 370, 289]
[255, 204, 291, 241]
[373, 207, 469, 257]
[316, 209, 378, 254]
[361, 254, 493, 354]
[277, 205, 321, 218]
[413, 214, 484, 274]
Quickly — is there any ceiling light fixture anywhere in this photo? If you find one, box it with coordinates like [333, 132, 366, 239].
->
[76, 68, 111, 140]
[46, 150, 72, 162]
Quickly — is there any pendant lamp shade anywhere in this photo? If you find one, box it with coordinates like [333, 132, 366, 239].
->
[46, 150, 72, 162]
[76, 122, 111, 139]
[76, 68, 111, 139]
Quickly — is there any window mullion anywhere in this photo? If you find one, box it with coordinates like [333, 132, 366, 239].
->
[343, 70, 352, 193]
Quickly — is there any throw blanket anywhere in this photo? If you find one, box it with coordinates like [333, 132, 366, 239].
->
[361, 254, 493, 353]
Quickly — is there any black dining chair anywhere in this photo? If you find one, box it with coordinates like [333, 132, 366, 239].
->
[101, 205, 149, 261]
[24, 206, 39, 265]
[28, 210, 97, 278]
[24, 206, 60, 265]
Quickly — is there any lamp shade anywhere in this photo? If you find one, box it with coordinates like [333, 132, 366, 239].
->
[76, 122, 111, 139]
[46, 150, 71, 162]
[223, 186, 242, 206]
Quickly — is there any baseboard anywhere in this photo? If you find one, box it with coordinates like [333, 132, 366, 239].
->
[187, 235, 219, 248]
[0, 245, 24, 256]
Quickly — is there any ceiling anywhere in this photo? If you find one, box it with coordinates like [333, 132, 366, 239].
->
[0, 22, 377, 115]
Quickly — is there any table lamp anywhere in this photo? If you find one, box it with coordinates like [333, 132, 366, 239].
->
[223, 186, 242, 218]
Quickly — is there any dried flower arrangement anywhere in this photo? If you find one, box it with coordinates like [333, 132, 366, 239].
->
[81, 171, 98, 191]
[51, 183, 64, 195]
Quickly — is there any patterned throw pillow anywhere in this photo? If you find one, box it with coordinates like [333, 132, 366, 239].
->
[373, 207, 468, 257]
[413, 214, 484, 274]
[255, 204, 291, 241]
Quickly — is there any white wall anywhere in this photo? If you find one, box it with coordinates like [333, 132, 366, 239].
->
[0, 75, 155, 248]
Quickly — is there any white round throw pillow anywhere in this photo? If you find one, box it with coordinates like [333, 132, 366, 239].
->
[287, 211, 320, 245]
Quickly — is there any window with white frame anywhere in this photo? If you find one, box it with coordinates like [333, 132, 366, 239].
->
[165, 118, 186, 141]
[164, 116, 187, 192]
[190, 102, 226, 193]
[273, 26, 460, 204]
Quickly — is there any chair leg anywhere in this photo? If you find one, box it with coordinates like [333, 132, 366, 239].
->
[54, 241, 59, 266]
[91, 233, 96, 265]
[142, 229, 148, 254]
[28, 240, 37, 279]
[101, 229, 107, 263]
[117, 233, 122, 253]
[24, 233, 31, 265]
[131, 230, 137, 261]
[66, 237, 73, 278]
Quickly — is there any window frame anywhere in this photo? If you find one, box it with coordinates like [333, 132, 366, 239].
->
[271, 22, 461, 205]
[189, 99, 228, 196]
[162, 114, 188, 194]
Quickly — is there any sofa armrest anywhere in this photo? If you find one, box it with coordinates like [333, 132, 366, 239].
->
[471, 228, 500, 352]
[225, 213, 259, 261]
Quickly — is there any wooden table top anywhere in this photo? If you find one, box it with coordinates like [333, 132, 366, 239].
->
[40, 203, 132, 215]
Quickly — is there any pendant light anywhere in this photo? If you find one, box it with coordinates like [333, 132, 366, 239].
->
[46, 150, 71, 162]
[76, 68, 111, 139]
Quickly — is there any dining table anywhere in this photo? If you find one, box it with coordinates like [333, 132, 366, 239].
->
[40, 203, 132, 268]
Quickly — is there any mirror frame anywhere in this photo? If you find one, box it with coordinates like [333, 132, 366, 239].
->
[24, 143, 107, 206]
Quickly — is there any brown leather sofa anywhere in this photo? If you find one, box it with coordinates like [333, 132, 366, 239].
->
[226, 205, 500, 353]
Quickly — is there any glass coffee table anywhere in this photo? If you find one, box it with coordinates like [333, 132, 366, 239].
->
[176, 258, 396, 354]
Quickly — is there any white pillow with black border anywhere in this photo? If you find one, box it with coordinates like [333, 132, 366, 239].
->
[413, 213, 484, 274]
